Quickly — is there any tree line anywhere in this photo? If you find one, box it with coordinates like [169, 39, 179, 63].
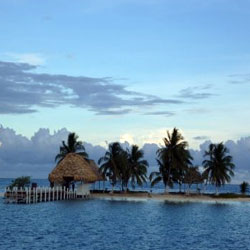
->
[55, 128, 236, 194]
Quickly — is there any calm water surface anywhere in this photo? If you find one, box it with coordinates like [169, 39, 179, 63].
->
[1, 197, 250, 250]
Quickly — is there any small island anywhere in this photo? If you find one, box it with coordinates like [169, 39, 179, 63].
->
[4, 129, 250, 204]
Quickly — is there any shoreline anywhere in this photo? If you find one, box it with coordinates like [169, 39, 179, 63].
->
[2, 191, 250, 203]
[92, 192, 250, 203]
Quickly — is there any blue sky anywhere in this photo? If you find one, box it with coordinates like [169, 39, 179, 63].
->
[1, 0, 250, 149]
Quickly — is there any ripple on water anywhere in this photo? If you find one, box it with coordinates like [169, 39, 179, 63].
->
[1, 199, 250, 250]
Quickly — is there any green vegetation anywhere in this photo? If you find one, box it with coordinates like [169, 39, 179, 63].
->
[202, 143, 235, 195]
[55, 130, 236, 196]
[211, 193, 249, 199]
[9, 176, 31, 189]
[150, 128, 193, 193]
[98, 143, 148, 192]
[240, 181, 249, 194]
[183, 166, 203, 194]
[55, 132, 88, 163]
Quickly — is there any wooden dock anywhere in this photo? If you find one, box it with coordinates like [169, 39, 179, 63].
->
[4, 187, 89, 204]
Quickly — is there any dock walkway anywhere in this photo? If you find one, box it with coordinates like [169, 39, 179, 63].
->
[4, 187, 88, 204]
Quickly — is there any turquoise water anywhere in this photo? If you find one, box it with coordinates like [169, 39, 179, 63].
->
[1, 197, 250, 250]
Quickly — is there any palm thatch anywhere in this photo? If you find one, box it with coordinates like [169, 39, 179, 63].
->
[89, 160, 105, 181]
[49, 153, 103, 184]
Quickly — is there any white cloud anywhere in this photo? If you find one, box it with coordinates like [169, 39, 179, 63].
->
[4, 53, 46, 65]
[1, 126, 250, 183]
[120, 133, 134, 145]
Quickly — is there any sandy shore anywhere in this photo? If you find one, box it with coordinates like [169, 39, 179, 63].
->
[92, 192, 250, 203]
[1, 191, 250, 203]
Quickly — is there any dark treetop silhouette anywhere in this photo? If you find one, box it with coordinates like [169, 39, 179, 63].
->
[55, 132, 88, 163]
[203, 142, 235, 194]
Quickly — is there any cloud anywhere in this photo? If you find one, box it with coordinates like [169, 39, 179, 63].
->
[193, 136, 210, 140]
[178, 85, 215, 99]
[0, 126, 107, 178]
[0, 126, 160, 178]
[143, 111, 175, 116]
[1, 126, 250, 183]
[0, 60, 183, 115]
[191, 138, 250, 183]
[4, 53, 46, 66]
[228, 74, 250, 84]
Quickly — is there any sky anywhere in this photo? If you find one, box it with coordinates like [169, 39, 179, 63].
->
[0, 0, 250, 181]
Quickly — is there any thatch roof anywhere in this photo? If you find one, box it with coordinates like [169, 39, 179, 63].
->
[89, 160, 105, 181]
[49, 153, 103, 184]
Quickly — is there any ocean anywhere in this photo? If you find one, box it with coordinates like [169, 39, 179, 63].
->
[1, 178, 250, 249]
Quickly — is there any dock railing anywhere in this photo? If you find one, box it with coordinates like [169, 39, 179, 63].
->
[4, 186, 80, 204]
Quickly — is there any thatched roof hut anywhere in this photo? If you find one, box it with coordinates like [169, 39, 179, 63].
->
[89, 160, 105, 181]
[48, 153, 103, 184]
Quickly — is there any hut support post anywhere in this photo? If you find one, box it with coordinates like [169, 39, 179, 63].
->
[60, 187, 62, 200]
[26, 188, 28, 204]
[29, 188, 32, 204]
[35, 188, 38, 203]
[63, 187, 66, 200]
[40, 188, 42, 202]
[44, 188, 47, 202]
[48, 188, 51, 201]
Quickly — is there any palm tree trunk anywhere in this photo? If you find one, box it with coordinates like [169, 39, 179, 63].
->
[165, 185, 169, 194]
[216, 186, 219, 196]
[166, 166, 171, 192]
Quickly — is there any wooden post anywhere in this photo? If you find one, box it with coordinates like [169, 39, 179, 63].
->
[26, 188, 28, 204]
[56, 187, 59, 200]
[35, 188, 38, 203]
[40, 188, 43, 202]
[63, 186, 66, 200]
[48, 187, 51, 201]
[60, 187, 62, 200]
[52, 187, 55, 201]
[44, 187, 47, 202]
[28, 187, 31, 204]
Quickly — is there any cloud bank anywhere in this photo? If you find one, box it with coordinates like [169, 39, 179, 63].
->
[0, 126, 250, 183]
[0, 60, 182, 115]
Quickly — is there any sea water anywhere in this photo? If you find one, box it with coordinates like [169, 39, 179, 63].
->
[1, 178, 250, 250]
[1, 197, 250, 250]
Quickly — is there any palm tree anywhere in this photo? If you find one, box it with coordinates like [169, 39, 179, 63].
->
[202, 142, 235, 195]
[55, 132, 88, 163]
[149, 156, 173, 192]
[240, 181, 249, 195]
[124, 145, 148, 191]
[154, 128, 192, 193]
[98, 142, 124, 193]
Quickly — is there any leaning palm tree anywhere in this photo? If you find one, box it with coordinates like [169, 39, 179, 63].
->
[155, 128, 192, 193]
[124, 145, 148, 191]
[202, 142, 235, 195]
[55, 132, 88, 163]
[98, 142, 124, 193]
